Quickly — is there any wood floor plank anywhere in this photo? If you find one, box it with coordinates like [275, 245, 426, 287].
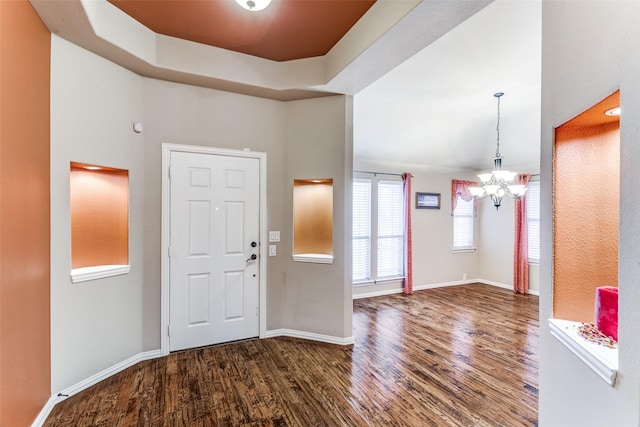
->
[45, 284, 538, 426]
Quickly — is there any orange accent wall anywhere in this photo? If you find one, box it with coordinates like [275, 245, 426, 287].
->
[554, 121, 619, 321]
[293, 181, 333, 255]
[0, 1, 51, 425]
[70, 166, 129, 268]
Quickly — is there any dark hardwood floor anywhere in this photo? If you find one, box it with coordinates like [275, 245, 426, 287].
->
[45, 284, 538, 426]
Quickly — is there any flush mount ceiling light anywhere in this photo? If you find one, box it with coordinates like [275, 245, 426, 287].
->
[469, 92, 526, 209]
[235, 0, 272, 11]
[605, 106, 621, 116]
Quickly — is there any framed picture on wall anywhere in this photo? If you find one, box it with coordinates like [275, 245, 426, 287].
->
[416, 192, 441, 209]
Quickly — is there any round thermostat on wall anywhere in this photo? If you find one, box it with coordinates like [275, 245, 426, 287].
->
[132, 122, 143, 133]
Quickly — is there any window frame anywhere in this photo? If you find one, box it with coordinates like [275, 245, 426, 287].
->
[526, 178, 541, 264]
[352, 173, 405, 286]
[452, 195, 475, 252]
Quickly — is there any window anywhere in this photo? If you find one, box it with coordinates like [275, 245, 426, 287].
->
[452, 196, 474, 250]
[526, 179, 540, 263]
[352, 176, 404, 284]
[352, 179, 371, 282]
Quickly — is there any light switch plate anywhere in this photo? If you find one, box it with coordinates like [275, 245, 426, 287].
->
[269, 231, 280, 242]
[269, 245, 277, 256]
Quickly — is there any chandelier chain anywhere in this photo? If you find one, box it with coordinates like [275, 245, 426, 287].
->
[495, 94, 501, 158]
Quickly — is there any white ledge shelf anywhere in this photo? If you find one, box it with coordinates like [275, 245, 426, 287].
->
[549, 318, 618, 386]
[292, 254, 334, 264]
[71, 264, 130, 283]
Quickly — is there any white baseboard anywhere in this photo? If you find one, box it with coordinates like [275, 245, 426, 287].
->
[264, 328, 354, 346]
[353, 279, 476, 299]
[477, 279, 540, 296]
[32, 349, 164, 427]
[414, 279, 478, 291]
[477, 279, 512, 290]
[353, 287, 403, 300]
[353, 278, 540, 300]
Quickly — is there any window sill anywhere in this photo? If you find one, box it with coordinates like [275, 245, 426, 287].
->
[353, 280, 374, 287]
[71, 264, 130, 283]
[451, 247, 477, 253]
[292, 254, 334, 264]
[548, 318, 618, 386]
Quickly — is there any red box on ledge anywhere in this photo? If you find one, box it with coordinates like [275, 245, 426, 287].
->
[595, 286, 618, 341]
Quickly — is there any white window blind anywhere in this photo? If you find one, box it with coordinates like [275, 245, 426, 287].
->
[453, 197, 474, 249]
[377, 180, 404, 278]
[526, 180, 540, 263]
[352, 179, 371, 282]
[352, 175, 405, 284]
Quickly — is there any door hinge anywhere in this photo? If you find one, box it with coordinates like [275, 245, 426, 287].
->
[168, 166, 171, 179]
[167, 325, 171, 337]
[168, 246, 171, 257]
[256, 306, 259, 316]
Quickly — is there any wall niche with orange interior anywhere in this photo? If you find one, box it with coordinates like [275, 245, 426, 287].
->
[550, 90, 620, 385]
[292, 179, 334, 264]
[70, 162, 130, 283]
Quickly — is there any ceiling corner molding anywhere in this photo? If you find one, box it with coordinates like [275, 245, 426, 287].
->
[30, 0, 493, 101]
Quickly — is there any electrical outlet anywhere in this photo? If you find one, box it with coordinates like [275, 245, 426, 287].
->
[463, 273, 467, 280]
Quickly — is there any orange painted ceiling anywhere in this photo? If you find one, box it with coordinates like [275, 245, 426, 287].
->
[561, 91, 620, 128]
[108, 0, 376, 62]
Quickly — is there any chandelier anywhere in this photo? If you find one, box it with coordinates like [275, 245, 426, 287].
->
[469, 92, 526, 209]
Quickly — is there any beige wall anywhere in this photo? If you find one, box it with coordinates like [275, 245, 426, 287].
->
[51, 36, 146, 392]
[352, 162, 481, 296]
[283, 97, 353, 338]
[0, 1, 51, 425]
[50, 36, 353, 393]
[352, 160, 540, 297]
[411, 171, 480, 285]
[476, 187, 541, 295]
[540, 1, 640, 425]
[141, 77, 288, 341]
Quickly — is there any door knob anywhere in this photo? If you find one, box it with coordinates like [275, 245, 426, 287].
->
[246, 253, 257, 262]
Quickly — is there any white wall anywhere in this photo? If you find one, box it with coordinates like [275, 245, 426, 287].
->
[540, 2, 640, 426]
[50, 36, 146, 392]
[50, 36, 353, 392]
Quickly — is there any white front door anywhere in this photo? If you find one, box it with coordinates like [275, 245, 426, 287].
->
[169, 151, 260, 352]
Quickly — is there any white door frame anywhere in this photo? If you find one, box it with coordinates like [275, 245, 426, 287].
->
[160, 143, 267, 355]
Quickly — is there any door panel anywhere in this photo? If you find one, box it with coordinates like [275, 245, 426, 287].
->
[169, 151, 259, 352]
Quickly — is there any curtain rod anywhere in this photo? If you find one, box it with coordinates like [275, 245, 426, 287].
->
[354, 170, 413, 177]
